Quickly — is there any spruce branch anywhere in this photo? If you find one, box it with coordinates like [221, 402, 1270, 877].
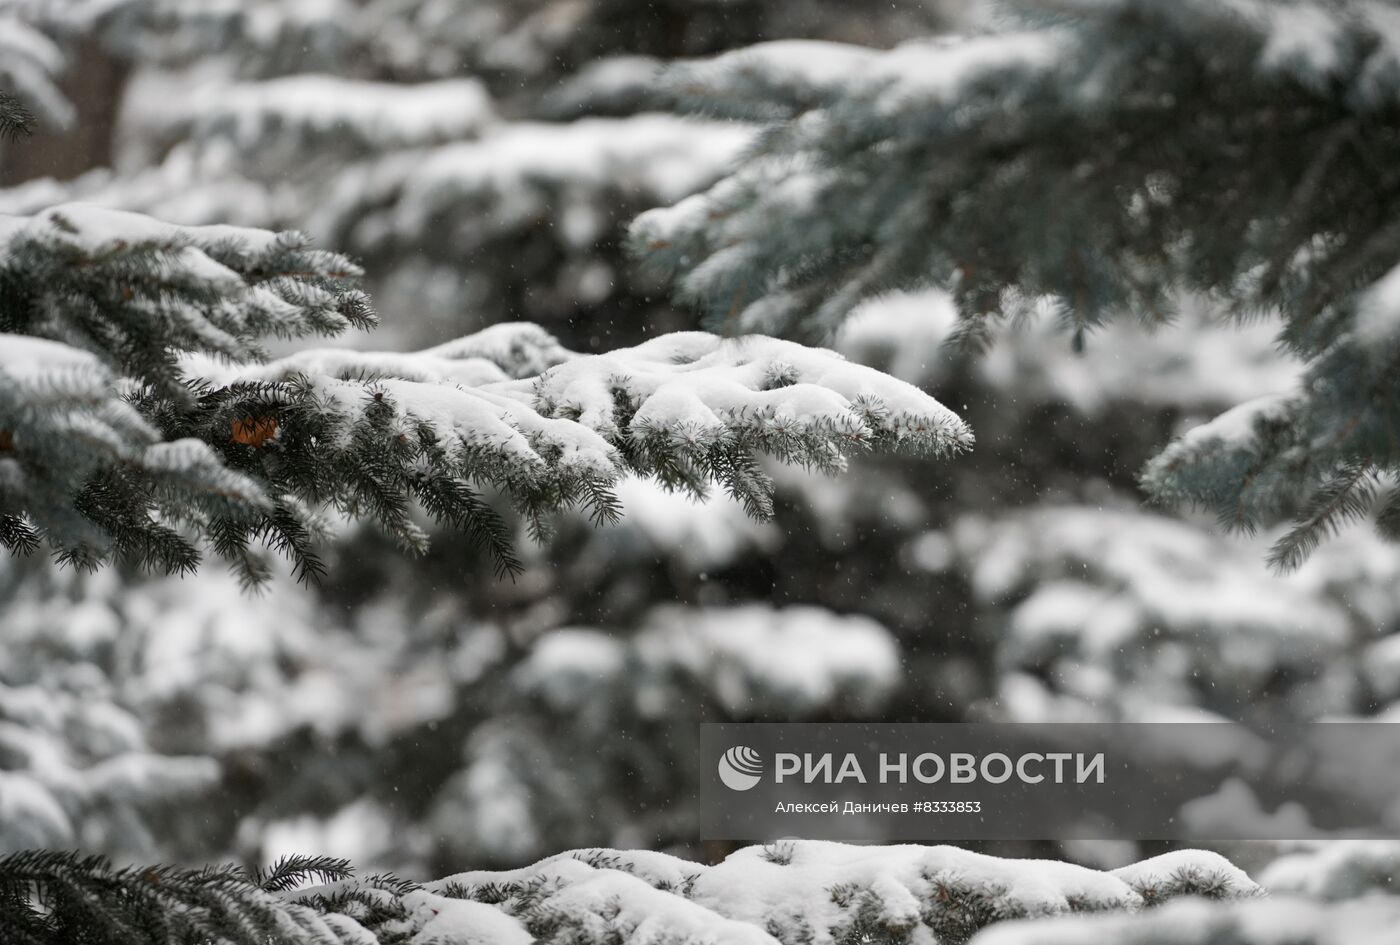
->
[253, 855, 354, 894]
[1376, 481, 1400, 542]
[1267, 462, 1379, 573]
[631, 0, 1400, 567]
[0, 89, 33, 138]
[0, 205, 967, 582]
[0, 850, 372, 945]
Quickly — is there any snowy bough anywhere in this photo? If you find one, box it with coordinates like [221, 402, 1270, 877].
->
[0, 840, 1264, 945]
[8, 837, 1400, 944]
[628, 0, 1400, 570]
[0, 201, 969, 584]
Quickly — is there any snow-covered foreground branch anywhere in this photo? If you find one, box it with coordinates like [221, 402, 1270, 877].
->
[12, 839, 1400, 945]
[389, 842, 1258, 945]
[0, 204, 969, 582]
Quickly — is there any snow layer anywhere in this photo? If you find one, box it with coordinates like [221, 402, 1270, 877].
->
[327, 114, 752, 252]
[1165, 393, 1296, 462]
[632, 605, 900, 717]
[401, 891, 534, 945]
[166, 75, 496, 151]
[485, 331, 971, 454]
[971, 894, 1400, 945]
[0, 201, 281, 258]
[1258, 840, 1400, 899]
[194, 324, 970, 506]
[514, 605, 901, 718]
[940, 502, 1400, 722]
[0, 334, 104, 381]
[658, 32, 1066, 117]
[416, 841, 1259, 945]
[836, 290, 1302, 414]
[1356, 260, 1400, 345]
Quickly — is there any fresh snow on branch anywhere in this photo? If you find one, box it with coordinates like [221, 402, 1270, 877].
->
[160, 75, 497, 153]
[0, 203, 967, 578]
[28, 837, 1400, 945]
[516, 605, 900, 718]
[972, 893, 1400, 945]
[318, 114, 753, 257]
[274, 840, 1261, 945]
[629, 0, 1400, 568]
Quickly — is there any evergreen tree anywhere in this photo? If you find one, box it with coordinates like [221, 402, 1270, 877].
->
[8, 0, 1398, 879]
[630, 0, 1400, 568]
[6, 4, 1400, 944]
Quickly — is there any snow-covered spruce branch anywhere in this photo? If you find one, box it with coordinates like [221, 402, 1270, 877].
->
[0, 204, 969, 582]
[0, 841, 1270, 945]
[627, 0, 1400, 568]
[972, 894, 1400, 945]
